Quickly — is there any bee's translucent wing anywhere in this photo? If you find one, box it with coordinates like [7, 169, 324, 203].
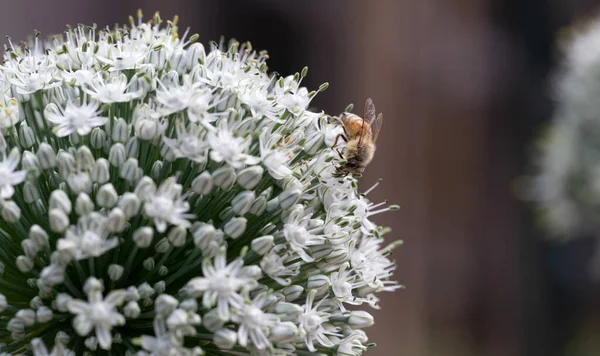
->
[364, 98, 376, 123]
[372, 112, 383, 143]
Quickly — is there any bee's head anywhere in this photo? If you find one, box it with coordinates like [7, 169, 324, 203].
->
[340, 159, 365, 175]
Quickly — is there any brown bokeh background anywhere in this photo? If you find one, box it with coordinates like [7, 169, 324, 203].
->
[4, 1, 600, 355]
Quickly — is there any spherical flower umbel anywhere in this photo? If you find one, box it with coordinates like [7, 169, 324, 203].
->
[0, 11, 401, 355]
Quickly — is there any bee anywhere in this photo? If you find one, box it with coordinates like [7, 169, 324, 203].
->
[332, 98, 383, 175]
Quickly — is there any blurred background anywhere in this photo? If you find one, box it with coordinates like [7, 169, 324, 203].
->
[3, 0, 600, 355]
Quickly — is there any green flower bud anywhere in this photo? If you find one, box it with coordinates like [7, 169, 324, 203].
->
[108, 143, 126, 166]
[75, 193, 95, 216]
[97, 183, 118, 208]
[224, 217, 247, 239]
[133, 227, 154, 248]
[191, 171, 213, 195]
[237, 166, 263, 189]
[91, 158, 110, 184]
[36, 143, 56, 169]
[214, 328, 237, 350]
[2, 201, 21, 222]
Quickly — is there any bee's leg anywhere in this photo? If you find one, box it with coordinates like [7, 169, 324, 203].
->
[332, 134, 348, 149]
[336, 148, 344, 159]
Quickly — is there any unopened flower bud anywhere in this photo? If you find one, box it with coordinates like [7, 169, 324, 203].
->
[191, 171, 213, 195]
[23, 181, 40, 203]
[278, 189, 301, 210]
[112, 117, 129, 143]
[16, 309, 36, 326]
[108, 143, 126, 166]
[2, 201, 21, 222]
[76, 145, 95, 172]
[29, 225, 49, 247]
[18, 124, 35, 148]
[96, 183, 118, 208]
[119, 158, 139, 181]
[16, 255, 34, 272]
[251, 235, 274, 255]
[231, 191, 255, 216]
[155, 294, 178, 317]
[36, 143, 56, 169]
[133, 227, 154, 248]
[151, 160, 163, 181]
[134, 176, 156, 200]
[21, 239, 39, 259]
[75, 193, 94, 216]
[167, 226, 187, 247]
[212, 166, 236, 190]
[49, 189, 72, 214]
[54, 293, 72, 312]
[348, 310, 375, 328]
[90, 127, 107, 149]
[237, 166, 263, 189]
[57, 151, 75, 180]
[154, 238, 170, 253]
[22, 151, 40, 177]
[0, 294, 6, 312]
[91, 158, 110, 184]
[118, 192, 141, 219]
[124, 301, 141, 318]
[203, 308, 225, 332]
[108, 264, 124, 281]
[249, 196, 267, 216]
[36, 306, 53, 323]
[154, 281, 166, 294]
[282, 285, 304, 302]
[106, 208, 126, 233]
[214, 328, 237, 350]
[224, 217, 247, 239]
[191, 223, 216, 248]
[269, 321, 299, 343]
[67, 172, 92, 194]
[307, 275, 330, 296]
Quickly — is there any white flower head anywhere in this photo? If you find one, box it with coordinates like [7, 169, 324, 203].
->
[67, 278, 126, 350]
[0, 147, 26, 199]
[207, 123, 260, 168]
[45, 101, 107, 137]
[0, 13, 400, 356]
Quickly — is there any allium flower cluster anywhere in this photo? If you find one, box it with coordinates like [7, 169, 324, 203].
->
[0, 12, 400, 355]
[532, 19, 600, 238]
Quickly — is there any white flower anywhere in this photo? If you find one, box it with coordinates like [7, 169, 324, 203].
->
[84, 73, 141, 103]
[283, 206, 326, 262]
[207, 124, 260, 168]
[239, 87, 283, 122]
[67, 278, 126, 350]
[299, 290, 337, 352]
[57, 213, 118, 261]
[143, 177, 193, 233]
[140, 318, 200, 356]
[231, 292, 279, 350]
[155, 75, 201, 115]
[45, 101, 107, 137]
[6, 54, 61, 94]
[185, 249, 257, 320]
[259, 130, 293, 180]
[0, 147, 26, 199]
[187, 89, 219, 123]
[162, 121, 208, 163]
[0, 97, 21, 129]
[31, 338, 74, 356]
